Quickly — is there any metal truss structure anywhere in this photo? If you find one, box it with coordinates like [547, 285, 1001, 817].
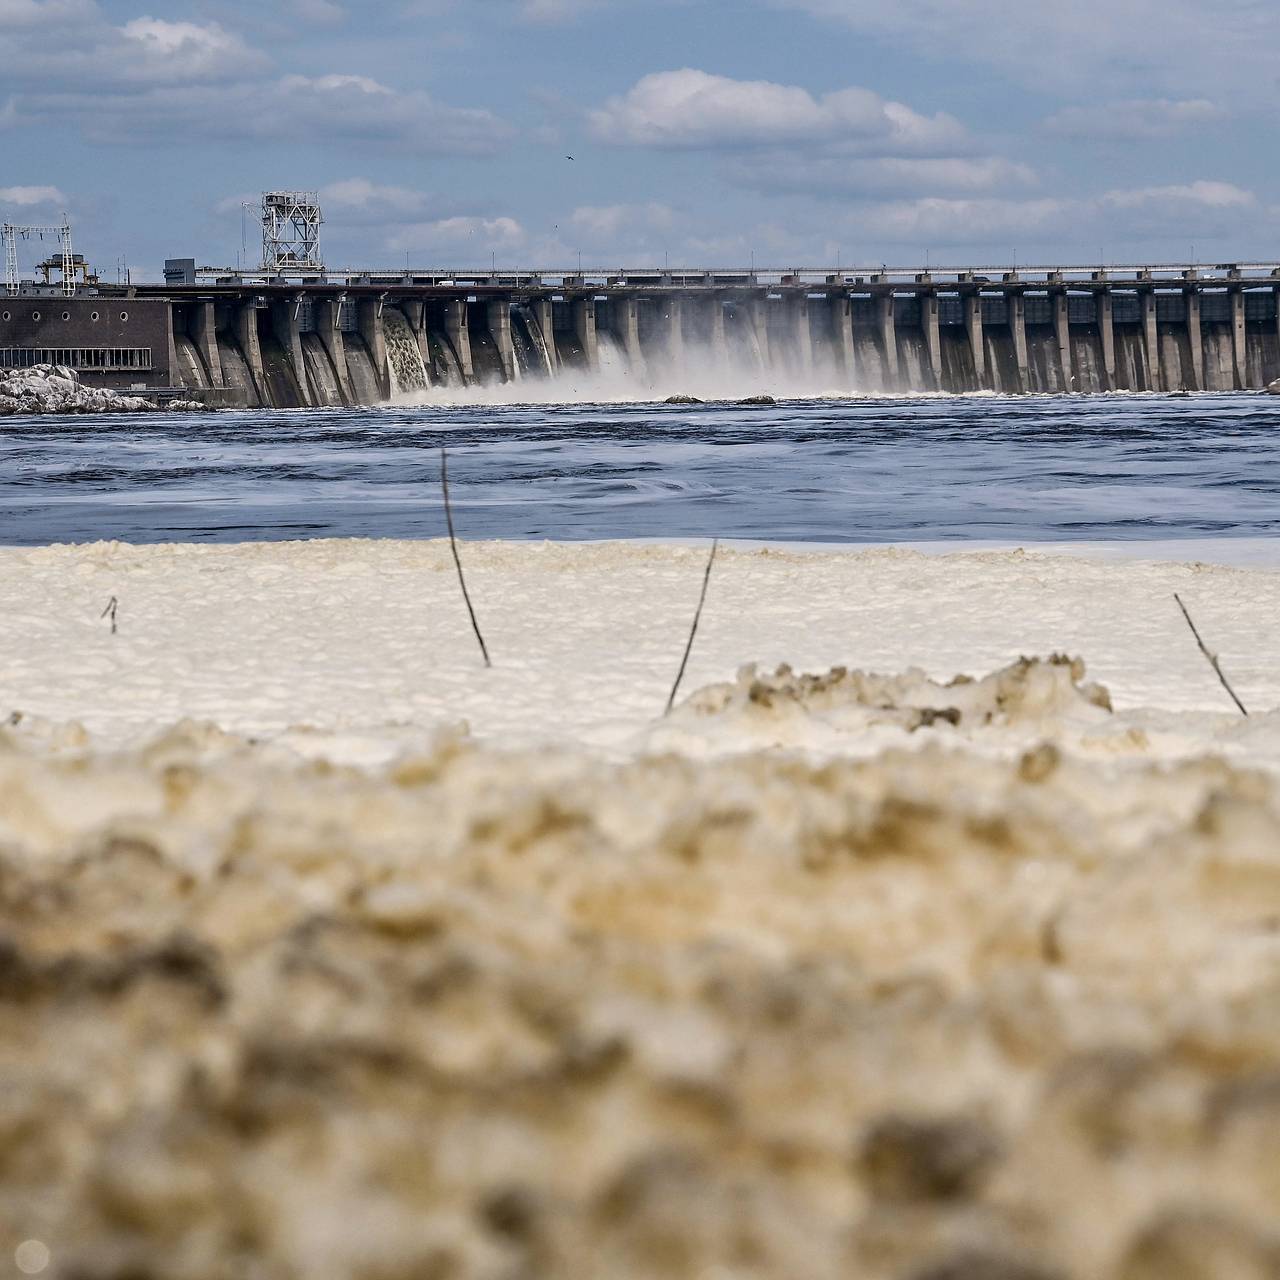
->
[261, 192, 324, 276]
[3, 219, 74, 296]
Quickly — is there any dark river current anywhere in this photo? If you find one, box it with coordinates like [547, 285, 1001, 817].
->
[1, 392, 1277, 546]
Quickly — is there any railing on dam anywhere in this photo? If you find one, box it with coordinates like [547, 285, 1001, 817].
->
[159, 261, 1280, 293]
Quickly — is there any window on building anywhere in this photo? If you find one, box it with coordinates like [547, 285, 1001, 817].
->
[0, 348, 154, 371]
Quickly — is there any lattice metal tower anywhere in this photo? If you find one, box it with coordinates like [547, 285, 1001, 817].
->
[3, 219, 74, 296]
[261, 192, 324, 276]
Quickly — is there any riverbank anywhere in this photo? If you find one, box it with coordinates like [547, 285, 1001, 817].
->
[1, 538, 1278, 1279]
[1, 537, 1273, 760]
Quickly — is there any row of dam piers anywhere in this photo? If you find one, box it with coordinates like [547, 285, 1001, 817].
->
[156, 268, 1280, 403]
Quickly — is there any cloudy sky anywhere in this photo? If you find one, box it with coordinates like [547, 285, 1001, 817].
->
[2, 0, 1277, 278]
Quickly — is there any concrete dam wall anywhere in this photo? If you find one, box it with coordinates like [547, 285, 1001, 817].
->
[11, 265, 1280, 404]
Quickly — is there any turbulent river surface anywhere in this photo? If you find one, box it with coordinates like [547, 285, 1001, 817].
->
[1, 391, 1278, 546]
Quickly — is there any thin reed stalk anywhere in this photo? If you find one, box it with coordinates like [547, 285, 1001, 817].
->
[665, 540, 719, 716]
[1174, 592, 1247, 716]
[441, 448, 492, 668]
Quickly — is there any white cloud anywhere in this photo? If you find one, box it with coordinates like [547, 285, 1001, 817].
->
[386, 216, 527, 254]
[281, 72, 387, 96]
[0, 3, 507, 152]
[262, 76, 511, 152]
[213, 192, 259, 216]
[854, 197, 1071, 245]
[0, 0, 94, 26]
[1044, 98, 1227, 140]
[1101, 181, 1255, 210]
[10, 72, 512, 153]
[589, 68, 965, 154]
[569, 203, 676, 240]
[402, 0, 606, 19]
[0, 7, 268, 88]
[818, 179, 1261, 253]
[288, 0, 346, 21]
[315, 178, 467, 226]
[320, 179, 434, 215]
[591, 73, 1032, 205]
[728, 154, 1038, 198]
[117, 17, 261, 82]
[769, 0, 1280, 99]
[519, 0, 602, 20]
[0, 184, 68, 207]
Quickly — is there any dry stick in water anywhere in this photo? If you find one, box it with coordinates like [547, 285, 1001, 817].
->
[1174, 592, 1247, 717]
[441, 447, 492, 669]
[665, 539, 719, 716]
[100, 596, 118, 635]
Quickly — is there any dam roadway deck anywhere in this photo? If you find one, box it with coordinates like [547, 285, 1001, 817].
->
[5, 262, 1280, 403]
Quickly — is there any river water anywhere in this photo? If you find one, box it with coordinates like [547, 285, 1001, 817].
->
[1, 392, 1277, 547]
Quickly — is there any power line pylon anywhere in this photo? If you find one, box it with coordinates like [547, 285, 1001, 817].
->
[2, 219, 74, 296]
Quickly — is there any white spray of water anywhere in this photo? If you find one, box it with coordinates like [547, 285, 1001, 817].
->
[383, 308, 428, 397]
[393, 331, 874, 407]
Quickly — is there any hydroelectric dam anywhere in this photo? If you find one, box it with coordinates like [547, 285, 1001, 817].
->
[6, 259, 1280, 404]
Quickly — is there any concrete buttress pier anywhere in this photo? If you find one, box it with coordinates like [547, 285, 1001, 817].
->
[1008, 291, 1028, 393]
[706, 294, 729, 366]
[235, 299, 265, 402]
[876, 292, 898, 387]
[1096, 287, 1116, 390]
[1140, 286, 1159, 390]
[271, 297, 308, 402]
[1185, 286, 1203, 392]
[572, 296, 598, 371]
[188, 300, 222, 389]
[785, 292, 813, 379]
[964, 294, 985, 387]
[664, 295, 685, 370]
[919, 288, 942, 389]
[829, 294, 855, 382]
[614, 294, 644, 376]
[358, 298, 390, 400]
[314, 298, 354, 405]
[488, 300, 516, 382]
[1231, 287, 1247, 389]
[747, 294, 770, 371]
[532, 297, 558, 372]
[443, 299, 474, 384]
[1053, 290, 1072, 391]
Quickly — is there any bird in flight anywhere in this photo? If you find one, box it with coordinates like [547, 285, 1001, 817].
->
[566, 155, 575, 161]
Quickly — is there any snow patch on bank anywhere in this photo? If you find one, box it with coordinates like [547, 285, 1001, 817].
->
[1, 540, 1280, 1275]
[0, 363, 206, 416]
[2, 713, 1280, 1277]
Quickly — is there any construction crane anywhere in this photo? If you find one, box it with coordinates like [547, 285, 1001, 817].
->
[2, 218, 75, 296]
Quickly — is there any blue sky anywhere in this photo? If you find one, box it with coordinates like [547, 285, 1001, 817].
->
[2, 0, 1277, 279]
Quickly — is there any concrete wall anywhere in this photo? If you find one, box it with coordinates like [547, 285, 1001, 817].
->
[0, 297, 173, 391]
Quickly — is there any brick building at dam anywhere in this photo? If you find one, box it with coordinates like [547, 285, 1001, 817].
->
[4, 258, 1280, 404]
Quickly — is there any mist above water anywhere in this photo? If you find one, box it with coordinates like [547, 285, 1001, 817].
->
[391, 332, 868, 407]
